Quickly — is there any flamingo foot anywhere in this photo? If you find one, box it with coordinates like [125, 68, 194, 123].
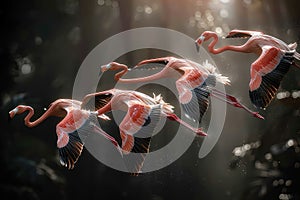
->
[194, 128, 207, 137]
[167, 113, 207, 137]
[253, 112, 265, 120]
[211, 89, 264, 120]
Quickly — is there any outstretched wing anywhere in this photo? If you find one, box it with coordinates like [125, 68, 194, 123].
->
[181, 84, 210, 123]
[56, 113, 94, 169]
[81, 92, 113, 111]
[249, 46, 293, 108]
[135, 57, 170, 68]
[226, 30, 263, 39]
[119, 104, 161, 175]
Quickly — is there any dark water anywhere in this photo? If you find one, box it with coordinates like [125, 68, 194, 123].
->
[1, 0, 300, 199]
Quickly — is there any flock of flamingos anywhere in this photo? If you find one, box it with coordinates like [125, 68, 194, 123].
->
[9, 29, 300, 174]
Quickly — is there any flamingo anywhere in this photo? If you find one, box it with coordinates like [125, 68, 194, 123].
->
[9, 98, 119, 170]
[81, 88, 206, 174]
[101, 57, 264, 121]
[195, 29, 300, 109]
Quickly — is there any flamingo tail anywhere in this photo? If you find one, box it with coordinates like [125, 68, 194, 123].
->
[202, 60, 231, 85]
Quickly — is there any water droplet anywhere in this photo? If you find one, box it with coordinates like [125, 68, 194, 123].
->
[285, 180, 292, 187]
[243, 0, 252, 4]
[292, 91, 300, 98]
[278, 179, 284, 185]
[145, 6, 152, 14]
[219, 0, 230, 3]
[220, 9, 229, 18]
[35, 36, 43, 45]
[21, 63, 32, 74]
[277, 91, 290, 99]
[195, 11, 201, 20]
[279, 193, 290, 200]
[97, 0, 105, 6]
[273, 180, 279, 187]
[215, 27, 223, 34]
[273, 161, 279, 167]
[265, 153, 272, 161]
[243, 144, 251, 151]
[286, 139, 295, 147]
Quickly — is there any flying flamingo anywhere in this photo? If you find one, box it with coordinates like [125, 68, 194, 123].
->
[81, 88, 206, 174]
[195, 29, 300, 109]
[100, 57, 264, 121]
[9, 98, 119, 170]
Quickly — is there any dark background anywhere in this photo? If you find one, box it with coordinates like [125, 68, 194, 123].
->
[1, 0, 300, 199]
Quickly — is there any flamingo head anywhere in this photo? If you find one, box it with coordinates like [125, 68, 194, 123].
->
[9, 105, 30, 118]
[100, 62, 127, 72]
[100, 63, 113, 72]
[195, 31, 217, 52]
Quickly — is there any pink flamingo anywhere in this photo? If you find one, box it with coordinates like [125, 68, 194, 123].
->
[82, 88, 206, 174]
[195, 29, 300, 109]
[101, 57, 264, 121]
[9, 98, 118, 170]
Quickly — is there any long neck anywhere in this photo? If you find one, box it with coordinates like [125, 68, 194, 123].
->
[208, 34, 246, 54]
[97, 102, 112, 115]
[23, 106, 53, 128]
[114, 65, 129, 81]
[118, 68, 168, 83]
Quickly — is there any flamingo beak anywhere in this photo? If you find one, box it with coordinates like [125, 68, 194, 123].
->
[99, 63, 111, 76]
[9, 107, 18, 118]
[195, 35, 205, 52]
[100, 63, 111, 72]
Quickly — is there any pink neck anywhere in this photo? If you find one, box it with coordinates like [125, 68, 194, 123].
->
[118, 67, 170, 83]
[97, 103, 112, 115]
[208, 34, 245, 54]
[114, 65, 129, 81]
[22, 106, 50, 128]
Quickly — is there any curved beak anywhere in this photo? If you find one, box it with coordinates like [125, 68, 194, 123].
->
[195, 35, 205, 52]
[9, 107, 18, 118]
[99, 63, 111, 76]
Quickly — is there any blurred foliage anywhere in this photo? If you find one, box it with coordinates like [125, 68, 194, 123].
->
[230, 90, 300, 200]
[1, 0, 300, 200]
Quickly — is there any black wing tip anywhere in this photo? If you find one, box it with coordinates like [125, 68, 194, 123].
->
[182, 86, 210, 122]
[249, 56, 293, 109]
[58, 132, 84, 170]
[195, 42, 200, 52]
[226, 33, 251, 39]
[249, 88, 272, 109]
[122, 136, 152, 175]
[82, 93, 113, 111]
